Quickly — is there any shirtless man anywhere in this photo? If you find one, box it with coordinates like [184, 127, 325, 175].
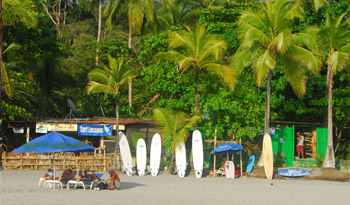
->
[104, 168, 120, 190]
[77, 170, 99, 182]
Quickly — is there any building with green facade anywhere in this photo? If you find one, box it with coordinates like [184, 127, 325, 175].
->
[270, 121, 327, 167]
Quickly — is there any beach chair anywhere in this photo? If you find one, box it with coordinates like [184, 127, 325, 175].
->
[67, 173, 103, 190]
[42, 171, 77, 189]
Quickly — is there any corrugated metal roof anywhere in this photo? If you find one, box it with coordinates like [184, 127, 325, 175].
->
[8, 119, 156, 128]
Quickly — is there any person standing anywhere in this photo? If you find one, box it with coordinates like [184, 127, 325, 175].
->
[296, 132, 304, 159]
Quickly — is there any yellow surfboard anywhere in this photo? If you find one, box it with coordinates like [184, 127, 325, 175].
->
[263, 133, 274, 179]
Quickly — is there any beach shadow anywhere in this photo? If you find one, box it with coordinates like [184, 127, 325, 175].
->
[120, 182, 145, 190]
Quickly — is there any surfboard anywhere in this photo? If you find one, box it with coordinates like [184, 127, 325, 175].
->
[224, 161, 235, 179]
[150, 133, 162, 176]
[277, 168, 311, 177]
[246, 155, 255, 173]
[118, 132, 133, 176]
[136, 139, 147, 176]
[263, 133, 274, 179]
[175, 142, 186, 177]
[192, 130, 203, 178]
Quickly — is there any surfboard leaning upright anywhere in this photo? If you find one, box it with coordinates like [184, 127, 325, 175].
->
[150, 133, 162, 176]
[119, 132, 133, 176]
[136, 139, 147, 176]
[263, 133, 274, 179]
[175, 142, 186, 177]
[192, 130, 203, 178]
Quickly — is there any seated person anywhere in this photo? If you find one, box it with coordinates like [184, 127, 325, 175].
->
[104, 168, 121, 190]
[42, 168, 55, 180]
[58, 169, 75, 181]
[42, 168, 74, 181]
[77, 170, 99, 182]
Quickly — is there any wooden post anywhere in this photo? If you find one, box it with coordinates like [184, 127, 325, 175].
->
[213, 128, 217, 172]
[26, 127, 30, 143]
[240, 138, 243, 177]
[104, 145, 106, 171]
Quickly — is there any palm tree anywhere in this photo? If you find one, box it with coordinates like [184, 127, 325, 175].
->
[154, 25, 236, 114]
[153, 108, 200, 173]
[1, 0, 37, 125]
[307, 13, 350, 168]
[104, 0, 154, 109]
[86, 56, 137, 169]
[89, 0, 103, 65]
[230, 0, 321, 166]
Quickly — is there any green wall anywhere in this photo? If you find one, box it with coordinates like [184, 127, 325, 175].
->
[271, 125, 328, 167]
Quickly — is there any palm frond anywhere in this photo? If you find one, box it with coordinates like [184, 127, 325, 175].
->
[327, 51, 349, 74]
[3, 0, 37, 26]
[204, 63, 236, 90]
[252, 50, 276, 86]
[153, 51, 186, 64]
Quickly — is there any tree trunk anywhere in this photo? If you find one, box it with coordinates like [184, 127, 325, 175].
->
[128, 27, 133, 109]
[194, 70, 199, 115]
[95, 0, 102, 66]
[114, 96, 121, 169]
[0, 0, 3, 130]
[257, 69, 272, 167]
[167, 151, 176, 174]
[323, 65, 335, 168]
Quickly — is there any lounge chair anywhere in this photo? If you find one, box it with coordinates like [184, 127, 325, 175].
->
[41, 171, 77, 189]
[67, 173, 103, 190]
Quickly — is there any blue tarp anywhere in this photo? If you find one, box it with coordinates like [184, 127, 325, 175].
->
[12, 132, 94, 153]
[211, 143, 243, 154]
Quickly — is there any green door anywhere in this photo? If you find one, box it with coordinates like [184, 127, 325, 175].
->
[284, 126, 294, 167]
[316, 127, 328, 158]
[272, 125, 294, 167]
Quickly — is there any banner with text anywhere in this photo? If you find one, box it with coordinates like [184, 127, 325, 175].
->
[78, 124, 113, 136]
[48, 124, 78, 132]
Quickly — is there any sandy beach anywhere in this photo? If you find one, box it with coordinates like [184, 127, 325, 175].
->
[1, 170, 349, 205]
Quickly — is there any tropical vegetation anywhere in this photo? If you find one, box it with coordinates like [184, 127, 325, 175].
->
[2, 0, 350, 170]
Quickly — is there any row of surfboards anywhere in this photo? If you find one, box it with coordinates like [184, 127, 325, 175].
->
[119, 130, 204, 178]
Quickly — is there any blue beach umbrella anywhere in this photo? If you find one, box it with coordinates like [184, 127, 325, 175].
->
[211, 143, 243, 155]
[211, 142, 243, 160]
[13, 132, 95, 190]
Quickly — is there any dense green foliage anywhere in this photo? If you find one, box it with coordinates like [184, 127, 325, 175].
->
[2, 0, 350, 159]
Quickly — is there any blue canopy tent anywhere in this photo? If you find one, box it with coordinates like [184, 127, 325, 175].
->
[12, 132, 95, 190]
[211, 143, 243, 176]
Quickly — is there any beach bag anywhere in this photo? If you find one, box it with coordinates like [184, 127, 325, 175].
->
[96, 182, 108, 190]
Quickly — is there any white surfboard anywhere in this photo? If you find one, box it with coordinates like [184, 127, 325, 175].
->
[118, 132, 133, 176]
[224, 161, 235, 179]
[263, 133, 274, 179]
[175, 142, 186, 177]
[192, 130, 203, 178]
[150, 133, 162, 176]
[136, 139, 147, 176]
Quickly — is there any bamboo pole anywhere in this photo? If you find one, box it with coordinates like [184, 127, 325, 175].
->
[240, 138, 243, 177]
[213, 128, 217, 172]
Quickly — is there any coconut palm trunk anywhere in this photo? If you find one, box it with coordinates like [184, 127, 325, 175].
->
[257, 70, 272, 167]
[323, 63, 335, 168]
[95, 0, 102, 65]
[114, 95, 121, 169]
[0, 0, 3, 128]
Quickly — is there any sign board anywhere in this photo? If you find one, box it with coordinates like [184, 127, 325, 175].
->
[48, 124, 78, 132]
[13, 128, 24, 134]
[113, 124, 125, 130]
[36, 123, 48, 133]
[78, 124, 113, 136]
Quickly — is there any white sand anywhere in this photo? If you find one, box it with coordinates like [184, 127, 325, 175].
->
[0, 170, 349, 205]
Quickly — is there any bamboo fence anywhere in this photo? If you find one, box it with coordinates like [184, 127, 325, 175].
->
[1, 152, 113, 171]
